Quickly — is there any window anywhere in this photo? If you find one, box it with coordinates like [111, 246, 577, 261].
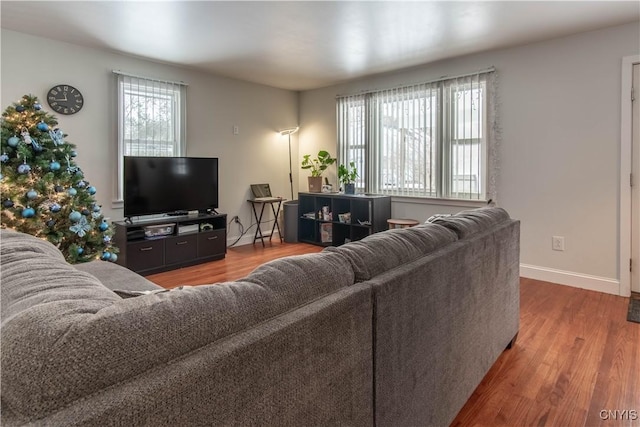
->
[337, 69, 496, 201]
[114, 72, 187, 203]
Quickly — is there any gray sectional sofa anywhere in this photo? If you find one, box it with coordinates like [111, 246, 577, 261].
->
[1, 207, 520, 426]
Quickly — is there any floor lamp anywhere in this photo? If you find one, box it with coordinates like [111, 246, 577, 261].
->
[279, 127, 299, 200]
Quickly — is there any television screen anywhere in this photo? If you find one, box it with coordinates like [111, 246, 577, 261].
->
[124, 156, 219, 218]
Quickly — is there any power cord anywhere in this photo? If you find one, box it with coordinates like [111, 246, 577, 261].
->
[226, 217, 277, 248]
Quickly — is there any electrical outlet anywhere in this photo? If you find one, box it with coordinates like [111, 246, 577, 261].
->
[233, 216, 240, 223]
[552, 236, 565, 251]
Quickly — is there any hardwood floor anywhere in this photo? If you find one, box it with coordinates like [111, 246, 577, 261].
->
[147, 242, 640, 427]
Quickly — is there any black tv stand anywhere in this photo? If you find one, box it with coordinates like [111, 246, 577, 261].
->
[113, 213, 227, 275]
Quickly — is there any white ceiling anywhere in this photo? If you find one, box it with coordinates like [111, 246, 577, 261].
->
[1, 1, 638, 91]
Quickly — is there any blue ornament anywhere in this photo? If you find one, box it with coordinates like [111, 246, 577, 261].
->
[3, 199, 14, 208]
[92, 204, 101, 212]
[26, 189, 38, 200]
[50, 203, 61, 213]
[76, 180, 86, 188]
[81, 209, 90, 216]
[108, 253, 118, 263]
[87, 186, 97, 195]
[0, 153, 8, 162]
[101, 252, 112, 261]
[54, 185, 64, 193]
[69, 210, 82, 222]
[50, 161, 61, 171]
[21, 207, 35, 218]
[46, 219, 56, 228]
[17, 164, 31, 174]
[69, 216, 91, 237]
[15, 105, 25, 113]
[37, 122, 49, 131]
[99, 221, 109, 231]
[7, 136, 19, 147]
[77, 247, 84, 255]
[103, 235, 112, 244]
[34, 103, 42, 110]
[67, 188, 77, 196]
[70, 150, 77, 157]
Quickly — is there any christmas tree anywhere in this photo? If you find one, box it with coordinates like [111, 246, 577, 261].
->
[0, 94, 118, 263]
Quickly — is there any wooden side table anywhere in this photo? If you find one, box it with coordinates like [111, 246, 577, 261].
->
[387, 218, 419, 229]
[247, 198, 285, 246]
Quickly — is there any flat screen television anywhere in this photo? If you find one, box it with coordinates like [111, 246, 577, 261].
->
[124, 156, 219, 218]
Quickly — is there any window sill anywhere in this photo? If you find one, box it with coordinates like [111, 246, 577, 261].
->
[390, 195, 489, 208]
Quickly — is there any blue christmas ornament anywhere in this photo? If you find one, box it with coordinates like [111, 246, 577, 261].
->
[15, 105, 25, 113]
[17, 163, 31, 174]
[50, 161, 61, 171]
[26, 189, 38, 200]
[99, 221, 109, 231]
[21, 207, 35, 218]
[37, 122, 49, 131]
[7, 136, 19, 147]
[77, 247, 84, 255]
[49, 129, 65, 146]
[108, 253, 118, 263]
[81, 209, 90, 216]
[69, 210, 82, 222]
[46, 219, 56, 228]
[3, 199, 14, 208]
[34, 103, 42, 110]
[70, 150, 77, 157]
[67, 188, 77, 196]
[50, 203, 61, 213]
[76, 180, 86, 188]
[92, 204, 101, 212]
[70, 216, 91, 237]
[54, 185, 64, 193]
[101, 252, 112, 261]
[0, 153, 8, 162]
[87, 186, 97, 195]
[103, 235, 112, 244]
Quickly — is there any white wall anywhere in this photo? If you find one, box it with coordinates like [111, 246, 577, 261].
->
[1, 29, 300, 244]
[299, 22, 640, 294]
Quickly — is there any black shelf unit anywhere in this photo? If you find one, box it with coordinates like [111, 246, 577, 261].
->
[113, 213, 227, 275]
[298, 192, 391, 246]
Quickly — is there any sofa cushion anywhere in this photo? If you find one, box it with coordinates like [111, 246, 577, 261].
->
[0, 228, 65, 262]
[1, 243, 357, 421]
[74, 260, 162, 292]
[431, 206, 510, 239]
[326, 223, 457, 282]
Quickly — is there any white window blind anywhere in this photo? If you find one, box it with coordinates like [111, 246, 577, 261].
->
[337, 69, 497, 201]
[114, 72, 187, 203]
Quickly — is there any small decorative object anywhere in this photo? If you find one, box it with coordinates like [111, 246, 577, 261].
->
[17, 163, 31, 174]
[7, 136, 19, 147]
[0, 153, 9, 163]
[21, 207, 35, 218]
[87, 186, 96, 195]
[76, 180, 86, 188]
[67, 188, 77, 196]
[338, 161, 358, 195]
[15, 105, 25, 113]
[320, 223, 333, 243]
[301, 150, 336, 193]
[92, 204, 101, 212]
[26, 189, 38, 200]
[37, 121, 49, 131]
[338, 212, 351, 223]
[101, 251, 112, 261]
[69, 210, 82, 222]
[99, 220, 109, 232]
[46, 85, 84, 115]
[81, 208, 91, 216]
[3, 199, 14, 208]
[321, 177, 333, 193]
[77, 247, 84, 255]
[34, 103, 42, 110]
[50, 161, 61, 171]
[46, 219, 56, 228]
[70, 150, 77, 157]
[54, 185, 64, 193]
[49, 128, 65, 146]
[50, 203, 61, 213]
[70, 216, 91, 237]
[21, 128, 33, 144]
[109, 253, 118, 262]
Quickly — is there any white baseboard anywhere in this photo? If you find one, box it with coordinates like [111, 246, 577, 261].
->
[227, 228, 281, 248]
[520, 264, 621, 296]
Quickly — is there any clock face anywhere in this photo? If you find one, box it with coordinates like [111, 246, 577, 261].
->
[47, 85, 84, 115]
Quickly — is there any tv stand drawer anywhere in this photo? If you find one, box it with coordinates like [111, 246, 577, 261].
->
[127, 240, 164, 272]
[198, 229, 226, 258]
[166, 234, 198, 265]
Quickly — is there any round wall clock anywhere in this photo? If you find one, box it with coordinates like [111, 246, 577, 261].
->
[46, 85, 84, 115]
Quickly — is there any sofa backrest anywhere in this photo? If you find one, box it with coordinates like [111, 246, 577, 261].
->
[1, 229, 359, 423]
[325, 223, 457, 282]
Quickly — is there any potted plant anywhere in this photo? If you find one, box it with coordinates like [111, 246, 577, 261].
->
[338, 161, 358, 194]
[301, 150, 336, 192]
